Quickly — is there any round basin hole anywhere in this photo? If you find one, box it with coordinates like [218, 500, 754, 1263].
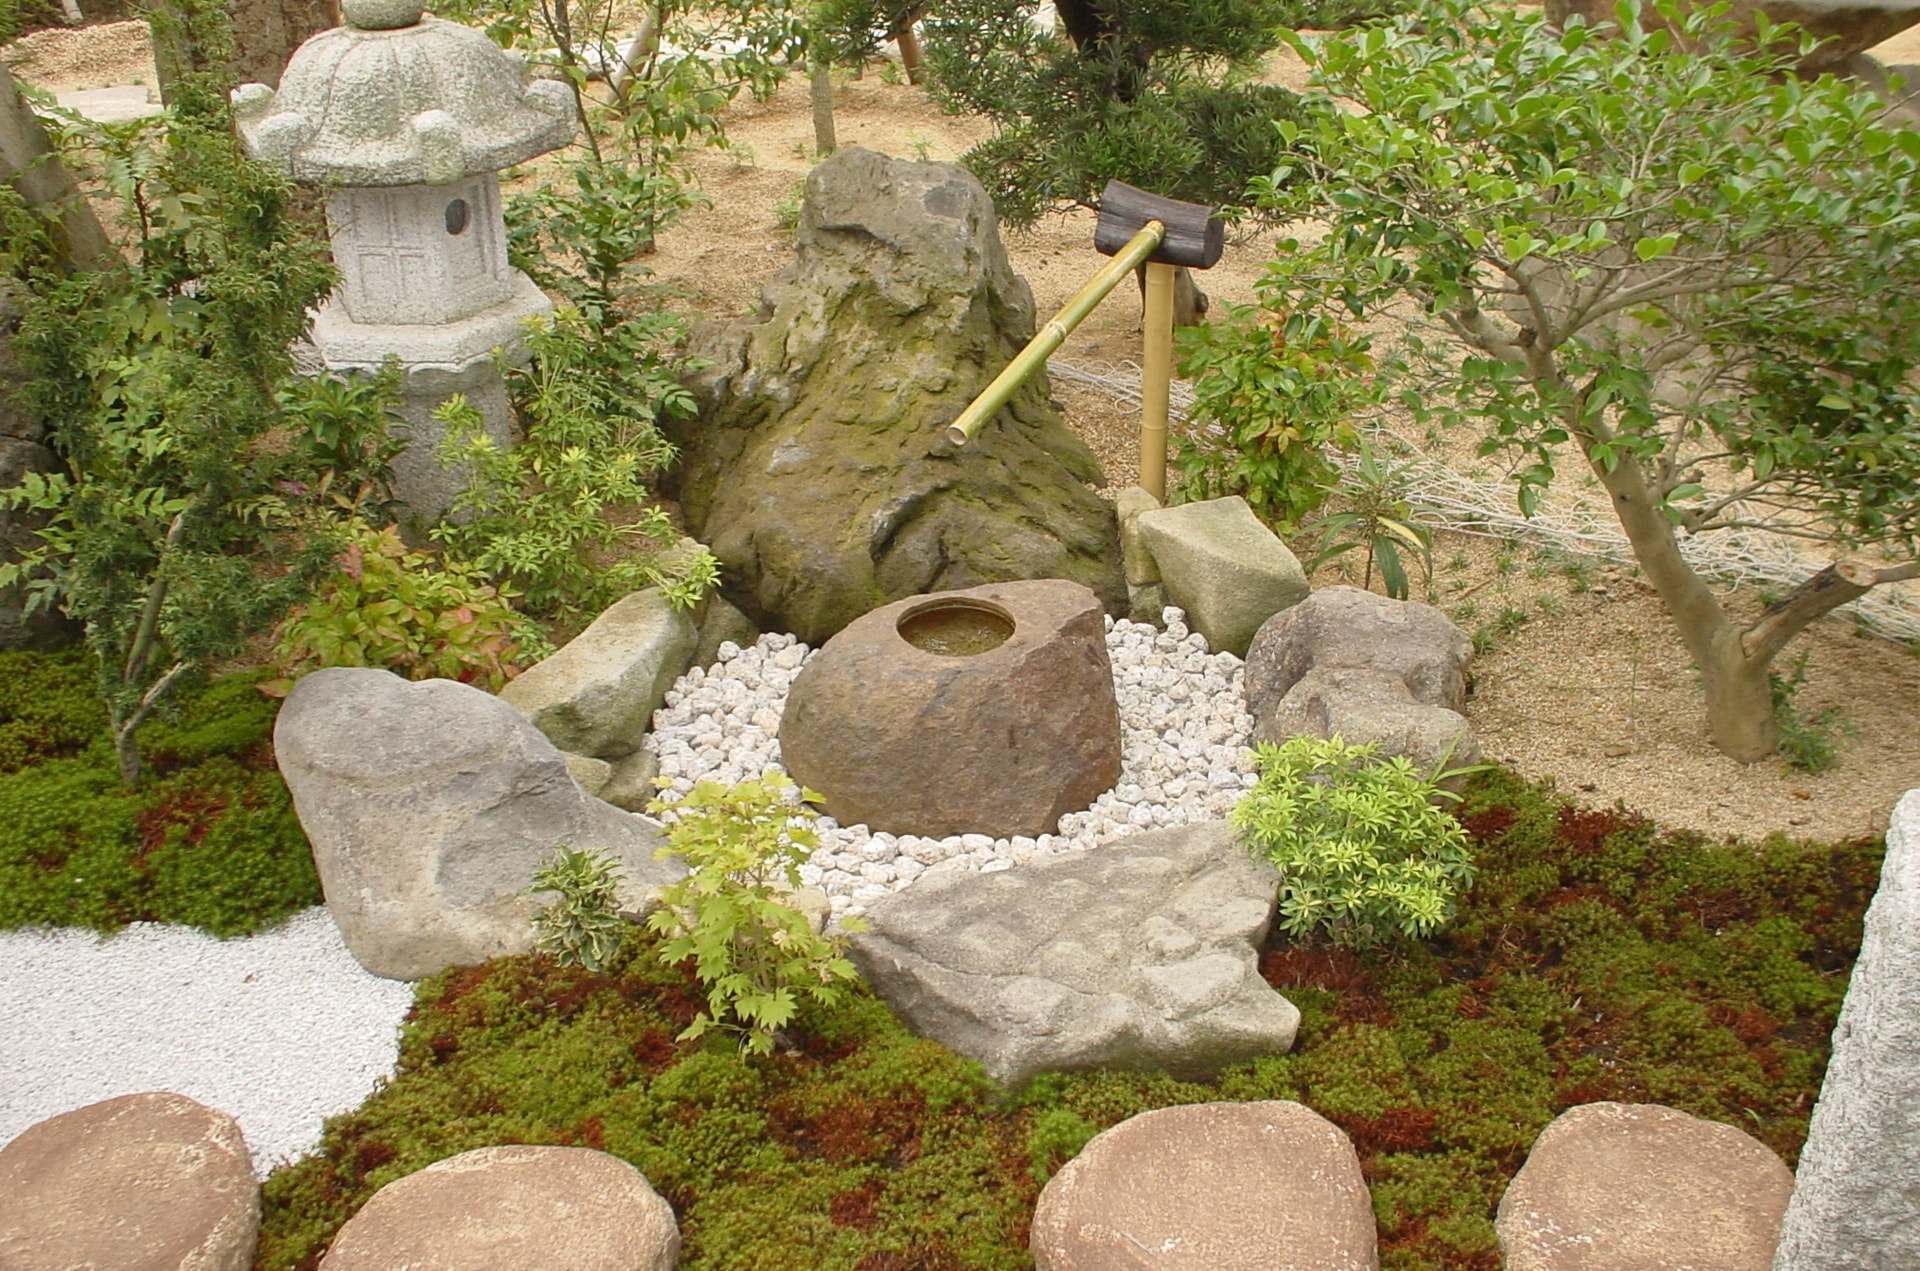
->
[898, 600, 1014, 657]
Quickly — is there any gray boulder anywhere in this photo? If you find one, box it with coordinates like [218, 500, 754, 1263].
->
[670, 147, 1126, 645]
[1244, 586, 1478, 775]
[1133, 496, 1308, 656]
[319, 1146, 679, 1271]
[497, 587, 697, 761]
[275, 668, 684, 981]
[1259, 665, 1481, 774]
[0, 1092, 259, 1271]
[1031, 1101, 1377, 1270]
[1498, 1102, 1793, 1271]
[849, 821, 1297, 1086]
[1773, 789, 1920, 1271]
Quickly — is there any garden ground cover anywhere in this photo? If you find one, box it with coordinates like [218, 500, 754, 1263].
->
[253, 768, 1880, 1271]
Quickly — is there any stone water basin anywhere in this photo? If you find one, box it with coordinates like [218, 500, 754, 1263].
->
[778, 580, 1123, 839]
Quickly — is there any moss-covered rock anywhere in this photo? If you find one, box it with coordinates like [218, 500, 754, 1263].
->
[671, 148, 1126, 645]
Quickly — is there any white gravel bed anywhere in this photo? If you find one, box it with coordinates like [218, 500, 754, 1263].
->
[646, 608, 1262, 921]
[0, 907, 415, 1178]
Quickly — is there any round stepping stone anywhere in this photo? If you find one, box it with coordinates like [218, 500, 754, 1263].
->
[1030, 1100, 1377, 1270]
[320, 1145, 679, 1270]
[0, 1091, 258, 1271]
[1497, 1101, 1794, 1270]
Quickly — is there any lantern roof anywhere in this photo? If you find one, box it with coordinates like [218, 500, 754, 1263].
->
[233, 0, 574, 187]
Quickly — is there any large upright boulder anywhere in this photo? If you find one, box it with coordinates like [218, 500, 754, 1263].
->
[275, 668, 684, 981]
[1773, 789, 1920, 1271]
[670, 147, 1126, 645]
[849, 821, 1297, 1086]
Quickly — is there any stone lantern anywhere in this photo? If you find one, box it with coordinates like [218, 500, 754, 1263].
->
[232, 0, 574, 528]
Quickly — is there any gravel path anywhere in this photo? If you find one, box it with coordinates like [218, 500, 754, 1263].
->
[0, 908, 414, 1178]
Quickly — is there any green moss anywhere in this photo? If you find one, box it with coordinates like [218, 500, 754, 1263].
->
[255, 769, 1880, 1271]
[0, 655, 317, 937]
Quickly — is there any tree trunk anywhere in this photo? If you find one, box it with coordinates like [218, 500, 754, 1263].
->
[1572, 418, 1787, 761]
[896, 22, 925, 84]
[808, 43, 836, 157]
[0, 62, 112, 273]
[150, 0, 336, 106]
[1698, 626, 1780, 762]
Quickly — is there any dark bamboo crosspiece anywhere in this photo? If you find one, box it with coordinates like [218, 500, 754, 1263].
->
[1093, 181, 1225, 270]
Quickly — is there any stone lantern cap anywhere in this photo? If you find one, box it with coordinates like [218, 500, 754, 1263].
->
[232, 0, 575, 187]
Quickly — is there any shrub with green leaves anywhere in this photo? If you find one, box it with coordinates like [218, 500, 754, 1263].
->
[646, 774, 864, 1055]
[1174, 307, 1378, 532]
[526, 844, 627, 972]
[434, 308, 718, 623]
[1234, 735, 1476, 947]
[262, 521, 542, 696]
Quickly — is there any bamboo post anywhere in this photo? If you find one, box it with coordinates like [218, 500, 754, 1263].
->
[944, 220, 1166, 447]
[1140, 260, 1174, 501]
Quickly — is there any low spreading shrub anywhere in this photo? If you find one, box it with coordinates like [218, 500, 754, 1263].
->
[257, 768, 1880, 1270]
[0, 650, 319, 936]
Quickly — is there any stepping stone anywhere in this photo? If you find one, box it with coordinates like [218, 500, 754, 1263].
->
[0, 1091, 258, 1271]
[1497, 1101, 1793, 1271]
[320, 1145, 679, 1270]
[1030, 1100, 1377, 1270]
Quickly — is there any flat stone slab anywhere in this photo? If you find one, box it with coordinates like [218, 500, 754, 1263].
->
[1497, 1102, 1792, 1271]
[1030, 1100, 1377, 1270]
[848, 821, 1296, 1086]
[0, 1092, 258, 1271]
[320, 1145, 678, 1270]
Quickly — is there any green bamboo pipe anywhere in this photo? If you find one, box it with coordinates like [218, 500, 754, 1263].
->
[944, 219, 1167, 447]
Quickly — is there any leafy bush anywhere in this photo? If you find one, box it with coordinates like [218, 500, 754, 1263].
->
[526, 844, 627, 972]
[1234, 735, 1477, 947]
[263, 522, 540, 696]
[434, 309, 718, 623]
[1174, 307, 1377, 532]
[0, 660, 319, 936]
[646, 774, 864, 1055]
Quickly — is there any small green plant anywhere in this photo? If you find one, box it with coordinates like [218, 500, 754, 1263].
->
[773, 180, 805, 232]
[1472, 604, 1532, 657]
[1175, 307, 1378, 532]
[262, 522, 543, 696]
[526, 844, 628, 972]
[904, 128, 935, 161]
[1770, 652, 1847, 774]
[434, 308, 719, 622]
[1233, 735, 1477, 948]
[646, 774, 865, 1055]
[1302, 436, 1436, 600]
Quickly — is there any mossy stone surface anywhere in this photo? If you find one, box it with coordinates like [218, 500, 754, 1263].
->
[671, 149, 1125, 646]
